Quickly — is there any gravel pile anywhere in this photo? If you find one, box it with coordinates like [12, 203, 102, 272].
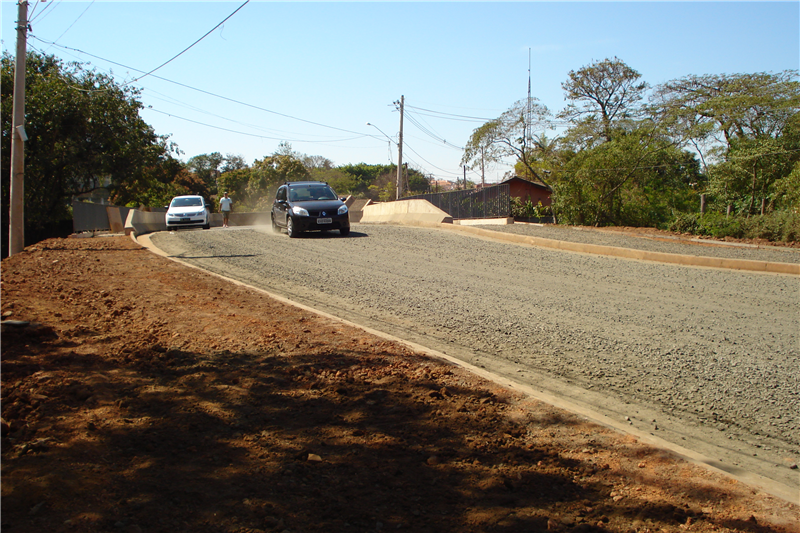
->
[152, 224, 799, 488]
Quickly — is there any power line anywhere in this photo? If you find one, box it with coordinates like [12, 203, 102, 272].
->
[26, 31, 482, 177]
[403, 110, 464, 151]
[404, 104, 493, 122]
[45, 0, 95, 51]
[29, 0, 59, 24]
[147, 108, 370, 144]
[30, 37, 369, 137]
[125, 0, 250, 85]
[144, 88, 357, 142]
[402, 140, 461, 177]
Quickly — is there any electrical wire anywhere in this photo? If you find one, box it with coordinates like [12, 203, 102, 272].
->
[404, 104, 493, 122]
[404, 110, 464, 151]
[146, 108, 370, 145]
[124, 0, 250, 85]
[32, 34, 378, 147]
[31, 37, 370, 137]
[144, 87, 355, 141]
[29, 0, 58, 24]
[398, 101, 460, 149]
[45, 0, 95, 51]
[402, 140, 461, 177]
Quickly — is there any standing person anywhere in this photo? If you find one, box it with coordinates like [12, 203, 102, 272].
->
[219, 192, 233, 228]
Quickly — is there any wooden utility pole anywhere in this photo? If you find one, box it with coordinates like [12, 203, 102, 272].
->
[395, 95, 404, 200]
[480, 146, 485, 188]
[9, 1, 28, 256]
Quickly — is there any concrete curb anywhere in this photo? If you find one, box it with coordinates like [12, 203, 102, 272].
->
[371, 220, 798, 275]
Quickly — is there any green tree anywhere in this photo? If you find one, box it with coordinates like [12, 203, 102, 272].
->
[653, 71, 800, 151]
[773, 162, 800, 212]
[462, 98, 552, 186]
[301, 154, 334, 171]
[406, 171, 430, 194]
[708, 135, 799, 215]
[221, 153, 248, 173]
[234, 149, 310, 210]
[512, 132, 563, 178]
[316, 168, 353, 193]
[186, 152, 223, 196]
[553, 128, 701, 227]
[112, 154, 194, 209]
[559, 57, 649, 146]
[653, 71, 800, 215]
[338, 162, 395, 197]
[218, 167, 252, 205]
[1, 51, 174, 255]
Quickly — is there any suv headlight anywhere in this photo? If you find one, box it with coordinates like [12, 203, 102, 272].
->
[291, 206, 309, 216]
[338, 205, 348, 215]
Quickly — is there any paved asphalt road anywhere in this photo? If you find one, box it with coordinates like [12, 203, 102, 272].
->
[149, 223, 799, 500]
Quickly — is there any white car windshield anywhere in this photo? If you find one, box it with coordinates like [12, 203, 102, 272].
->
[172, 198, 203, 207]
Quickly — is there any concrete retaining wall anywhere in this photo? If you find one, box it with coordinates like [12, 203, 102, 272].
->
[125, 210, 273, 236]
[360, 199, 452, 225]
[125, 210, 167, 236]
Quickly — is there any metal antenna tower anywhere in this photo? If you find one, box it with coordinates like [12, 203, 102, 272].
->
[526, 48, 532, 162]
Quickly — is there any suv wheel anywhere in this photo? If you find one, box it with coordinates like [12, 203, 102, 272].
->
[271, 214, 280, 233]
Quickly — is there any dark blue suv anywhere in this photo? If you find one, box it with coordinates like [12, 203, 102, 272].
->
[271, 181, 350, 237]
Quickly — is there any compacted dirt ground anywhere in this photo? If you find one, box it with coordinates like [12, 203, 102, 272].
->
[1, 235, 798, 533]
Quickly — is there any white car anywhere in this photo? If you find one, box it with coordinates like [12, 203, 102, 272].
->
[165, 195, 211, 230]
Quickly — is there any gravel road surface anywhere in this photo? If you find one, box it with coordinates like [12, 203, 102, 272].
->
[150, 223, 799, 494]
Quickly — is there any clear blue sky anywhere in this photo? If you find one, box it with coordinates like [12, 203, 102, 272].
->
[3, 1, 799, 184]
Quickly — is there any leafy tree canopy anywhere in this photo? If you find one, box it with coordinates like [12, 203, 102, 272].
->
[461, 98, 552, 186]
[652, 71, 800, 214]
[558, 57, 648, 146]
[1, 51, 178, 253]
[554, 127, 701, 227]
[653, 70, 800, 151]
[186, 152, 223, 196]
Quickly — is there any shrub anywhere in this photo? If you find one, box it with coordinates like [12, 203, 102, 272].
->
[668, 213, 701, 234]
[511, 198, 552, 218]
[668, 211, 799, 243]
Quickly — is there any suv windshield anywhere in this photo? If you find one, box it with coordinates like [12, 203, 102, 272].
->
[289, 186, 337, 202]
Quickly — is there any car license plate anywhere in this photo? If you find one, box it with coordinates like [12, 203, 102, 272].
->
[317, 218, 332, 224]
[180, 218, 190, 222]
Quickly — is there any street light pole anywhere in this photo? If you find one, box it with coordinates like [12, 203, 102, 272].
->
[366, 122, 394, 164]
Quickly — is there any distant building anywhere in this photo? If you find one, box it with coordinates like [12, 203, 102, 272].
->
[431, 179, 456, 192]
[499, 176, 552, 206]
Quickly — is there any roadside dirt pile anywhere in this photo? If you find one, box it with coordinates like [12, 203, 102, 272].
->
[2, 236, 797, 533]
